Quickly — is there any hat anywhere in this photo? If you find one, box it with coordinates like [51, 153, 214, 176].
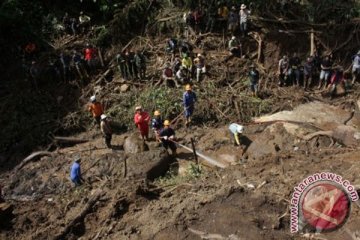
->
[90, 95, 96, 102]
[231, 6, 236, 10]
[231, 36, 236, 40]
[250, 64, 255, 68]
[357, 50, 360, 55]
[241, 4, 246, 9]
[100, 114, 107, 120]
[154, 110, 161, 116]
[164, 120, 170, 126]
[197, 53, 202, 57]
[74, 156, 81, 162]
[237, 125, 244, 133]
[135, 106, 142, 111]
[185, 84, 192, 91]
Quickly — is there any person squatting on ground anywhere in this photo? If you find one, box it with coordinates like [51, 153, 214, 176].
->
[100, 114, 112, 148]
[328, 67, 344, 99]
[228, 123, 244, 146]
[183, 84, 197, 126]
[225, 36, 242, 62]
[160, 120, 177, 155]
[352, 50, 360, 85]
[134, 106, 150, 141]
[239, 4, 250, 37]
[70, 156, 84, 186]
[152, 110, 164, 141]
[248, 64, 259, 96]
[88, 95, 104, 125]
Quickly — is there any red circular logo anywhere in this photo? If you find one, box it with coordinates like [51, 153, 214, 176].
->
[300, 182, 351, 232]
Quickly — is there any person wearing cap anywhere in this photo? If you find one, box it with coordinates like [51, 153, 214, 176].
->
[183, 84, 197, 126]
[228, 123, 244, 146]
[100, 114, 112, 148]
[151, 110, 163, 141]
[249, 64, 259, 97]
[134, 106, 151, 141]
[160, 120, 177, 155]
[351, 50, 360, 85]
[194, 53, 206, 82]
[88, 95, 104, 125]
[70, 157, 84, 186]
[239, 4, 251, 37]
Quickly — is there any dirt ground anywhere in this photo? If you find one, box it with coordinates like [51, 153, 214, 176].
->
[1, 97, 360, 240]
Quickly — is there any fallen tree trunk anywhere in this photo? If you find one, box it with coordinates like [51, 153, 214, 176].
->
[53, 189, 104, 240]
[16, 151, 53, 171]
[53, 136, 89, 144]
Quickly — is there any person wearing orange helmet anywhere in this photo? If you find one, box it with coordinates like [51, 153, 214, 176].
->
[160, 120, 177, 155]
[151, 110, 163, 141]
[183, 84, 197, 126]
[134, 106, 151, 141]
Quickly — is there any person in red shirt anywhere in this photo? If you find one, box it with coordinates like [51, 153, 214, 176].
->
[84, 43, 96, 71]
[134, 106, 150, 141]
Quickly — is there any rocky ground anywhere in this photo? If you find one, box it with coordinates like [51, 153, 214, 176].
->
[0, 98, 359, 240]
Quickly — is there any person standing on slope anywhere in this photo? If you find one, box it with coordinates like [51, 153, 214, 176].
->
[134, 106, 151, 141]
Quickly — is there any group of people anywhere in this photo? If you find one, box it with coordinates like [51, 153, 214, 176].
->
[277, 50, 358, 97]
[116, 49, 147, 80]
[62, 11, 91, 36]
[183, 2, 252, 36]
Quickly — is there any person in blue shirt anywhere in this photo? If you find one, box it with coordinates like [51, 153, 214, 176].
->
[183, 84, 197, 126]
[228, 123, 244, 146]
[70, 157, 84, 186]
[151, 110, 163, 141]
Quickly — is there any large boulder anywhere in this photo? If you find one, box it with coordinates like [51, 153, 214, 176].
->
[123, 134, 149, 154]
[126, 149, 175, 180]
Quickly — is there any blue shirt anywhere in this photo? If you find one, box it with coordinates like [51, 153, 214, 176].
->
[183, 91, 197, 108]
[70, 162, 81, 180]
[151, 117, 163, 130]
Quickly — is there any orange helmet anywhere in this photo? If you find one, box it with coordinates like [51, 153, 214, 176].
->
[185, 84, 192, 91]
[164, 120, 170, 126]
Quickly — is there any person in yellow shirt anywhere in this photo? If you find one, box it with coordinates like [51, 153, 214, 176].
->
[181, 53, 193, 72]
[88, 95, 104, 125]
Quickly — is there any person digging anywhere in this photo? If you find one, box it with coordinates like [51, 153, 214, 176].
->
[228, 123, 244, 147]
[151, 110, 164, 142]
[159, 120, 177, 155]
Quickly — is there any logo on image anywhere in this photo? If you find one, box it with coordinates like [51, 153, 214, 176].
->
[290, 172, 359, 233]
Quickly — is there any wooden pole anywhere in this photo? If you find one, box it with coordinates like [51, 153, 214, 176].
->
[310, 28, 314, 56]
[190, 138, 199, 166]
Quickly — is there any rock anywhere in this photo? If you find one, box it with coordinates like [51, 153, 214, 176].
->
[120, 84, 130, 92]
[332, 125, 360, 147]
[123, 134, 149, 154]
[126, 149, 175, 180]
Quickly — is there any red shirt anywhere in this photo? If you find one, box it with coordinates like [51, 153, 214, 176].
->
[85, 48, 95, 61]
[134, 111, 150, 132]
